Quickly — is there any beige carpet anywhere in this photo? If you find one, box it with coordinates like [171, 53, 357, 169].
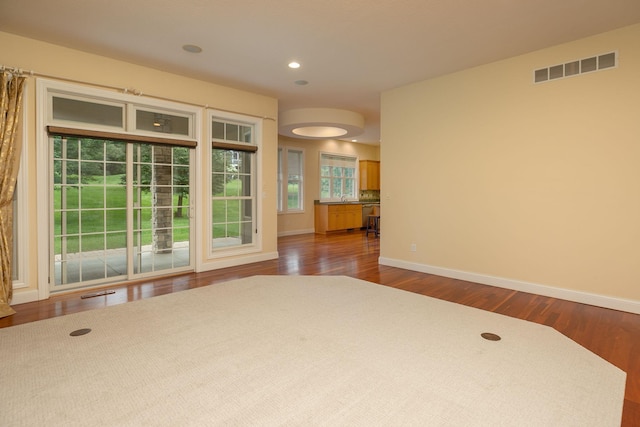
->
[0, 275, 625, 426]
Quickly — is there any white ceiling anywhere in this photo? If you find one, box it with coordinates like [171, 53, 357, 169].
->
[2, 0, 640, 144]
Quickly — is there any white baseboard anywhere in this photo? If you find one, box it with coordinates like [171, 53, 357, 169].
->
[11, 289, 40, 305]
[379, 257, 640, 315]
[197, 251, 279, 273]
[277, 228, 315, 237]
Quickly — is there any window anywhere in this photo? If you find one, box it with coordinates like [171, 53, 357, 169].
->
[210, 115, 258, 252]
[319, 153, 357, 201]
[51, 136, 194, 290]
[39, 80, 198, 292]
[278, 147, 304, 212]
[51, 95, 124, 128]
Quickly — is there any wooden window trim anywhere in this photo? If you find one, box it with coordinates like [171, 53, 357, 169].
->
[212, 141, 258, 153]
[47, 126, 197, 148]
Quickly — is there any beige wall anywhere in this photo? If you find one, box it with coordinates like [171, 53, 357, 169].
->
[1, 31, 279, 302]
[381, 24, 640, 310]
[277, 136, 379, 236]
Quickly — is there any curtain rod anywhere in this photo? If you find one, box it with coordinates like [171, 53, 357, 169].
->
[0, 64, 277, 122]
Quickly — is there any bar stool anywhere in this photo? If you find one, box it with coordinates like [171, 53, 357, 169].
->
[366, 214, 380, 237]
[366, 205, 380, 237]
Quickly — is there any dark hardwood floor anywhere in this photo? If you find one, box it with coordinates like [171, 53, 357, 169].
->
[2, 231, 639, 425]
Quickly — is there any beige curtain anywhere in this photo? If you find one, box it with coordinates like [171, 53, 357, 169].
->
[0, 71, 26, 318]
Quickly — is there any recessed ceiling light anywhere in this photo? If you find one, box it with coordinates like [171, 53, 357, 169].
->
[293, 126, 348, 138]
[183, 44, 202, 53]
[288, 61, 301, 69]
[294, 80, 308, 86]
[279, 108, 364, 140]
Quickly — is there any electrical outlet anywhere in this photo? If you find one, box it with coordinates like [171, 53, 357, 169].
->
[410, 243, 417, 252]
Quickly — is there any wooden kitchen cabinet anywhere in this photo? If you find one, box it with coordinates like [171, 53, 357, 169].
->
[315, 203, 363, 234]
[359, 160, 380, 190]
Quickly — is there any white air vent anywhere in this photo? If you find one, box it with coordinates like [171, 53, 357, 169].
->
[534, 51, 617, 83]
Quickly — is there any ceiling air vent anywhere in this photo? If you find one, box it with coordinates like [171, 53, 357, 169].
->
[534, 51, 617, 84]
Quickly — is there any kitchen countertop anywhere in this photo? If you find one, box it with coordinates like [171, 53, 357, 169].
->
[314, 200, 380, 205]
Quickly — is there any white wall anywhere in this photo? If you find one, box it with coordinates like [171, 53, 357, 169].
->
[381, 24, 640, 313]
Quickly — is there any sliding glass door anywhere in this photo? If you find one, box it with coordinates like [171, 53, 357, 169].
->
[52, 136, 193, 291]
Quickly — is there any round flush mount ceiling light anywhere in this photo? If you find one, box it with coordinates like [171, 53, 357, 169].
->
[288, 61, 301, 69]
[279, 108, 364, 139]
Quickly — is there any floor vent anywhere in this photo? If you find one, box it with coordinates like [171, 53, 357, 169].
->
[534, 51, 617, 84]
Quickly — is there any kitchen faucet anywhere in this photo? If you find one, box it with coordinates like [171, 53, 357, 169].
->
[341, 194, 347, 202]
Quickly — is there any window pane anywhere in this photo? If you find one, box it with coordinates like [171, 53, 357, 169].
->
[52, 96, 124, 128]
[173, 147, 190, 165]
[240, 125, 252, 143]
[277, 148, 283, 211]
[212, 149, 226, 173]
[105, 141, 126, 162]
[212, 174, 225, 196]
[173, 166, 189, 185]
[106, 209, 127, 232]
[81, 211, 104, 233]
[238, 151, 252, 174]
[136, 110, 190, 136]
[287, 182, 299, 209]
[332, 178, 342, 198]
[284, 149, 303, 211]
[226, 175, 240, 197]
[80, 140, 105, 160]
[81, 186, 105, 209]
[345, 178, 356, 196]
[212, 121, 225, 139]
[320, 178, 330, 199]
[226, 123, 239, 141]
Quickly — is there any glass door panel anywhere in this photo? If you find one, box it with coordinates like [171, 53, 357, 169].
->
[52, 136, 192, 291]
[132, 143, 191, 274]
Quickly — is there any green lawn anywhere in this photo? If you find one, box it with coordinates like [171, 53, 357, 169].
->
[54, 174, 250, 253]
[54, 174, 190, 253]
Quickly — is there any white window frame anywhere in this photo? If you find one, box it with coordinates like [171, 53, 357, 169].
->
[319, 152, 358, 202]
[206, 109, 262, 259]
[277, 146, 304, 213]
[36, 79, 200, 298]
